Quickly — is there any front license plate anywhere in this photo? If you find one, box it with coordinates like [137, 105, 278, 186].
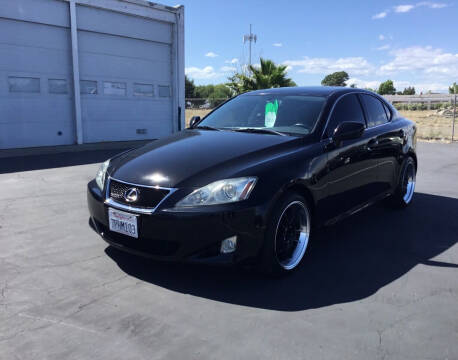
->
[108, 208, 138, 238]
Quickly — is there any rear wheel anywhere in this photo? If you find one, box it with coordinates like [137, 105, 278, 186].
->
[391, 157, 416, 208]
[260, 192, 312, 275]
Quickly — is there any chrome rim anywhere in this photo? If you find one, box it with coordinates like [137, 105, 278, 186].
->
[274, 201, 310, 270]
[402, 163, 416, 204]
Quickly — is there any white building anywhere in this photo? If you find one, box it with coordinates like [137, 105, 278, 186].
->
[0, 0, 185, 149]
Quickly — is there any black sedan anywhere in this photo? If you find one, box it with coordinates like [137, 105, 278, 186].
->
[87, 86, 417, 274]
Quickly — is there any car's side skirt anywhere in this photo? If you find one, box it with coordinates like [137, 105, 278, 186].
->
[323, 191, 392, 227]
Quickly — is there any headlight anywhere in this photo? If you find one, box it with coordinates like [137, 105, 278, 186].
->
[95, 159, 110, 190]
[174, 177, 257, 208]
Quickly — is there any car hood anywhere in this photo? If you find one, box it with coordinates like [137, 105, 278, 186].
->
[109, 129, 303, 188]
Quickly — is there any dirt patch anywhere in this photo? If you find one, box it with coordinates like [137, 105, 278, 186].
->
[399, 110, 455, 141]
[185, 109, 212, 127]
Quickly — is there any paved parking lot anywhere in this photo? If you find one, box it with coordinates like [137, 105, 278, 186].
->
[1, 141, 457, 360]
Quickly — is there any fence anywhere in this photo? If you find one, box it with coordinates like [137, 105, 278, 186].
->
[185, 98, 227, 127]
[384, 94, 455, 108]
[185, 95, 457, 142]
[384, 94, 456, 141]
[185, 98, 228, 109]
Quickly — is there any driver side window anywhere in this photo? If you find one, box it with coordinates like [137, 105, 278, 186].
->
[326, 94, 365, 138]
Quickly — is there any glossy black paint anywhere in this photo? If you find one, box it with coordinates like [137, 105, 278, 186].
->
[88, 87, 417, 265]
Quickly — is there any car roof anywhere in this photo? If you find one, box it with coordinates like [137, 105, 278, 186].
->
[243, 86, 374, 98]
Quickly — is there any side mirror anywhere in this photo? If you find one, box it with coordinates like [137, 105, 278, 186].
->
[332, 121, 365, 142]
[189, 116, 200, 128]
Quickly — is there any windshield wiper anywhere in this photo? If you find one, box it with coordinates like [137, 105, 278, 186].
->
[194, 125, 220, 131]
[232, 127, 286, 136]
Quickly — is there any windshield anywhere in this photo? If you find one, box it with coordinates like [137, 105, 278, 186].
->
[198, 94, 326, 136]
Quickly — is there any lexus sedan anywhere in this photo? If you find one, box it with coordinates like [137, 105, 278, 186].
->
[87, 86, 417, 274]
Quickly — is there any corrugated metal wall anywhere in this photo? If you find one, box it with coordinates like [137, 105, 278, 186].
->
[0, 0, 179, 149]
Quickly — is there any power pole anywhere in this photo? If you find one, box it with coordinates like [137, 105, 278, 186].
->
[243, 24, 257, 67]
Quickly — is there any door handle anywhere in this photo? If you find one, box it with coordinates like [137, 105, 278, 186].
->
[399, 129, 407, 143]
[367, 139, 378, 150]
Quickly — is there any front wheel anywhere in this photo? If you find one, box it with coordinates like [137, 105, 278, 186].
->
[260, 192, 312, 275]
[391, 156, 416, 208]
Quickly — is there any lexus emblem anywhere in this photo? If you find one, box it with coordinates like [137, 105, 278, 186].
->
[124, 187, 139, 202]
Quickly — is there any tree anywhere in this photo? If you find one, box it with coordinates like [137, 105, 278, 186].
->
[192, 84, 232, 107]
[321, 71, 349, 87]
[449, 82, 457, 94]
[207, 84, 232, 107]
[185, 75, 196, 98]
[227, 58, 296, 95]
[195, 84, 214, 99]
[402, 86, 415, 95]
[378, 80, 396, 95]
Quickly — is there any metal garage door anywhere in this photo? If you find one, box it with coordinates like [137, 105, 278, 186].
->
[76, 5, 173, 143]
[0, 0, 183, 149]
[0, 1, 75, 149]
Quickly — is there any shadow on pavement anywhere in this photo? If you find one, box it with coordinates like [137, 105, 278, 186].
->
[106, 192, 458, 311]
[1, 147, 138, 174]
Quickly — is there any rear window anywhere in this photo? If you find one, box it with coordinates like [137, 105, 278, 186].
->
[383, 103, 392, 120]
[360, 94, 389, 127]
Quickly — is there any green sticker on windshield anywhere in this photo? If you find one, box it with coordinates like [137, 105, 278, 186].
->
[265, 100, 279, 127]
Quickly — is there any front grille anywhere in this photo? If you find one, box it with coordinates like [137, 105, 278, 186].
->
[109, 179, 170, 209]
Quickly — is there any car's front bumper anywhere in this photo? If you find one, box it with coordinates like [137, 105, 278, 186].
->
[87, 180, 267, 265]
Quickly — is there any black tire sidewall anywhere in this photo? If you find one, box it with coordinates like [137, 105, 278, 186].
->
[260, 192, 312, 275]
[393, 156, 416, 208]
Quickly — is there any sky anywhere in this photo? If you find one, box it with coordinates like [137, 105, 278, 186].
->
[160, 0, 457, 93]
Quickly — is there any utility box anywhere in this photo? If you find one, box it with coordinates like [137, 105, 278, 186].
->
[0, 0, 185, 149]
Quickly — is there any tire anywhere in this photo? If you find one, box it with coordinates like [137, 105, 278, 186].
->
[391, 156, 416, 208]
[259, 192, 312, 275]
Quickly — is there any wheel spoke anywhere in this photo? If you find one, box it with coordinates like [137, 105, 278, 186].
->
[274, 201, 311, 270]
[402, 164, 416, 204]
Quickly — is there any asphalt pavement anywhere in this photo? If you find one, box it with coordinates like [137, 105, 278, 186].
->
[1, 141, 457, 360]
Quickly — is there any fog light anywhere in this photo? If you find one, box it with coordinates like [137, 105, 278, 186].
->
[220, 236, 237, 254]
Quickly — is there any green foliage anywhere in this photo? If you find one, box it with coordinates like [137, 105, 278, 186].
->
[321, 71, 349, 87]
[227, 58, 296, 95]
[396, 87, 415, 95]
[431, 102, 448, 110]
[395, 102, 448, 111]
[378, 80, 396, 95]
[449, 82, 457, 94]
[402, 86, 415, 95]
[194, 84, 213, 98]
[207, 85, 232, 107]
[185, 75, 196, 98]
[194, 84, 232, 107]
[431, 103, 447, 110]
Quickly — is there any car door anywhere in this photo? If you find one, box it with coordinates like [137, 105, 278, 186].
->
[359, 94, 400, 194]
[320, 93, 380, 221]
